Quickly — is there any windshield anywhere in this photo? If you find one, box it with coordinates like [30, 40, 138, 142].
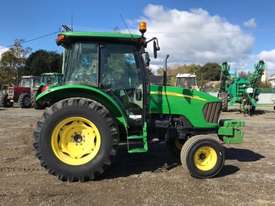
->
[42, 74, 63, 85]
[20, 77, 40, 88]
[176, 77, 197, 89]
[100, 44, 141, 90]
[33, 78, 40, 87]
[64, 42, 98, 85]
[20, 78, 31, 87]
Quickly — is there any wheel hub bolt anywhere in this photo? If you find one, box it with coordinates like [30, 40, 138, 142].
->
[73, 134, 83, 143]
[199, 153, 206, 160]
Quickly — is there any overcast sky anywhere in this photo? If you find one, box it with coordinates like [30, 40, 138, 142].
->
[1, 0, 275, 74]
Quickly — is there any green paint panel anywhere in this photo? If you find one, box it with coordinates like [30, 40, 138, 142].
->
[61, 31, 141, 40]
[149, 85, 221, 128]
[36, 84, 128, 128]
[218, 119, 245, 144]
[127, 123, 148, 153]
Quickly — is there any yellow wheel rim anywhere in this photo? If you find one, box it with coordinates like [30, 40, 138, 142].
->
[193, 146, 218, 171]
[51, 117, 101, 166]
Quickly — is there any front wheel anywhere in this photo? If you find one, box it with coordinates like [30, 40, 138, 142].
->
[19, 93, 32, 108]
[33, 98, 118, 181]
[180, 135, 225, 178]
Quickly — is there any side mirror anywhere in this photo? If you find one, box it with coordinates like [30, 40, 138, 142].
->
[153, 40, 160, 59]
[163, 54, 170, 86]
[135, 89, 142, 101]
[142, 52, 150, 67]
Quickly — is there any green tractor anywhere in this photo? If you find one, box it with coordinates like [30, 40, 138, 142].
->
[40, 73, 63, 86]
[218, 61, 265, 114]
[34, 72, 63, 109]
[33, 22, 244, 181]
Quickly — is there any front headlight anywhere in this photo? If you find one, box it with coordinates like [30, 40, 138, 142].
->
[246, 87, 254, 94]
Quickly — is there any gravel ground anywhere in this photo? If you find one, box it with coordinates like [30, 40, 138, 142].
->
[0, 107, 275, 206]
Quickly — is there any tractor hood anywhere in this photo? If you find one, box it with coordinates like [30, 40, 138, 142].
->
[149, 85, 222, 128]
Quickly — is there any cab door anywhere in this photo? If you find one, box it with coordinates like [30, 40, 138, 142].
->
[100, 43, 145, 134]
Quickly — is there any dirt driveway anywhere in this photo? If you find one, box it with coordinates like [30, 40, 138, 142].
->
[0, 107, 275, 206]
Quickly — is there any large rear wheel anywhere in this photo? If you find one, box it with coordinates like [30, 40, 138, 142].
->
[33, 98, 118, 181]
[180, 135, 225, 178]
[0, 93, 13, 107]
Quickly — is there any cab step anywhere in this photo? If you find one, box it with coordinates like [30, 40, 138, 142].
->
[127, 135, 148, 153]
[127, 123, 148, 153]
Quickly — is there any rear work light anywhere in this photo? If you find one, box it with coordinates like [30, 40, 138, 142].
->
[56, 34, 65, 45]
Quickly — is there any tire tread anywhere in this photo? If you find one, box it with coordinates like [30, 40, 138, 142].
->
[33, 97, 119, 182]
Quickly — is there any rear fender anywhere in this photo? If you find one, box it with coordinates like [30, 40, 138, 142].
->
[36, 84, 128, 129]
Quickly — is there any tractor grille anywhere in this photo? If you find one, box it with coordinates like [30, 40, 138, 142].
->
[203, 102, 222, 123]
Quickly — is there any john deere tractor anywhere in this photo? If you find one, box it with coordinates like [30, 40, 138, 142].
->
[34, 73, 63, 109]
[218, 61, 265, 115]
[40, 73, 63, 86]
[33, 22, 244, 181]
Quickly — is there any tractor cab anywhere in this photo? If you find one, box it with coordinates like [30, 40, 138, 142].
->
[35, 73, 64, 98]
[176, 73, 199, 90]
[39, 22, 160, 134]
[40, 73, 63, 86]
[15, 75, 40, 96]
[19, 76, 40, 88]
[61, 35, 146, 131]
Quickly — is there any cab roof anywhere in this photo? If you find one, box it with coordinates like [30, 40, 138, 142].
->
[41, 72, 62, 75]
[60, 31, 142, 40]
[21, 75, 39, 78]
[176, 73, 197, 78]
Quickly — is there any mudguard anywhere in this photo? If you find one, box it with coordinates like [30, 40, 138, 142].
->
[36, 84, 128, 128]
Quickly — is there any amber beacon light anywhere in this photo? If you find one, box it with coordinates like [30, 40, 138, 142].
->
[139, 21, 147, 35]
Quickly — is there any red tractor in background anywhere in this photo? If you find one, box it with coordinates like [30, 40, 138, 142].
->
[0, 75, 40, 108]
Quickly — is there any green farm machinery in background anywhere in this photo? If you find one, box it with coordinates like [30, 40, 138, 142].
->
[218, 61, 265, 115]
[33, 22, 244, 181]
[40, 73, 63, 86]
[34, 72, 63, 108]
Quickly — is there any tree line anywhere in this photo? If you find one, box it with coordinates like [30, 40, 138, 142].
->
[1, 39, 270, 89]
[0, 39, 62, 85]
